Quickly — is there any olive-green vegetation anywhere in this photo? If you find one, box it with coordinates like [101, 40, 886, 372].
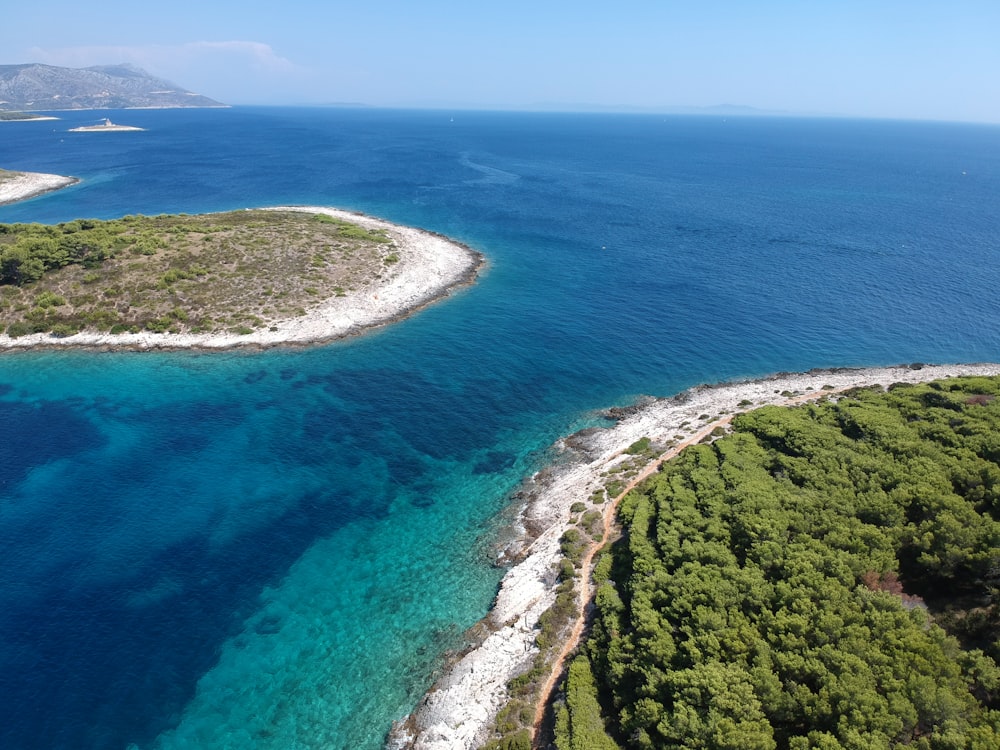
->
[555, 655, 621, 750]
[0, 113, 44, 121]
[0, 210, 397, 337]
[481, 728, 532, 750]
[625, 437, 655, 458]
[486, 569, 578, 750]
[483, 490, 618, 749]
[557, 377, 1000, 749]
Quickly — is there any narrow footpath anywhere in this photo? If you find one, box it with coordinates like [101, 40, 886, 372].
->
[530, 389, 844, 747]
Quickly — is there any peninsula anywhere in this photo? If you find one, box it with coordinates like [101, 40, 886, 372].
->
[0, 63, 225, 110]
[388, 362, 1000, 750]
[0, 168, 78, 205]
[0, 207, 481, 350]
[0, 111, 59, 121]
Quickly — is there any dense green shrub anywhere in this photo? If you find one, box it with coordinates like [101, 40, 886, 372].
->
[581, 510, 604, 540]
[48, 323, 78, 338]
[605, 479, 625, 498]
[555, 656, 620, 750]
[558, 559, 576, 581]
[624, 437, 652, 455]
[0, 219, 135, 284]
[481, 728, 531, 750]
[5, 320, 46, 337]
[560, 528, 586, 566]
[575, 377, 1000, 749]
[34, 291, 66, 308]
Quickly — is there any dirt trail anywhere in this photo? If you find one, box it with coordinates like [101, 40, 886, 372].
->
[530, 389, 839, 747]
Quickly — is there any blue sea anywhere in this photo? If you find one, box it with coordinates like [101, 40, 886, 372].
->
[1, 108, 998, 749]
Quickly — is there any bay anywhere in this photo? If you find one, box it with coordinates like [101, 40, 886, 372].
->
[1, 107, 998, 749]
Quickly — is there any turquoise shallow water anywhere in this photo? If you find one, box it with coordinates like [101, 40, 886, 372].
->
[1, 108, 999, 749]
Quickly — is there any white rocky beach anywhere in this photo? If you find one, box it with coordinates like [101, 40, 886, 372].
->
[0, 206, 482, 351]
[0, 169, 78, 206]
[388, 362, 1000, 750]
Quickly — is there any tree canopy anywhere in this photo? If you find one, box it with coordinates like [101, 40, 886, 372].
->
[557, 377, 1000, 749]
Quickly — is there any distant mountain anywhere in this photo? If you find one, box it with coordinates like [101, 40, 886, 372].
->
[0, 63, 226, 111]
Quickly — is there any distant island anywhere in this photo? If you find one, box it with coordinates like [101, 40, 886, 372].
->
[0, 207, 481, 349]
[0, 63, 226, 111]
[68, 117, 145, 132]
[0, 111, 58, 121]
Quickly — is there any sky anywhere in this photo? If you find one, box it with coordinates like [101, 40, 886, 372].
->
[4, 0, 1000, 123]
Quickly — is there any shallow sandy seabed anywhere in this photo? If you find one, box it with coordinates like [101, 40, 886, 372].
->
[0, 206, 482, 351]
[0, 170, 78, 206]
[387, 362, 1000, 750]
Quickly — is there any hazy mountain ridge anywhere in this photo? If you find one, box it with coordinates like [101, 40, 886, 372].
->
[0, 63, 226, 110]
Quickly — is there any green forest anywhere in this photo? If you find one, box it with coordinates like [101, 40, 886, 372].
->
[557, 377, 1000, 749]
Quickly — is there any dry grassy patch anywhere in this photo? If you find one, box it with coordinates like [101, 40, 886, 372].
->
[0, 209, 401, 336]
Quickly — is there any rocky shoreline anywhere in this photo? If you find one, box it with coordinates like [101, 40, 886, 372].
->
[0, 169, 78, 206]
[0, 206, 483, 352]
[387, 362, 1000, 750]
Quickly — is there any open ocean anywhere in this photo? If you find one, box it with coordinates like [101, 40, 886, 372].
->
[1, 108, 998, 749]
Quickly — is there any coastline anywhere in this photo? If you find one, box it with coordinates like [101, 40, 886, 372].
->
[0, 169, 79, 206]
[387, 362, 1000, 750]
[0, 206, 483, 352]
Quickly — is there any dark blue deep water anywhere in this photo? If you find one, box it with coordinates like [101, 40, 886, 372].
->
[1, 108, 998, 749]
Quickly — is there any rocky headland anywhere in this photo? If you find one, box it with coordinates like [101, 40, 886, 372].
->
[387, 362, 1000, 750]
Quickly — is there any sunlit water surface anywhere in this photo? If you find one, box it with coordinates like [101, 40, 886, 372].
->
[1, 108, 998, 748]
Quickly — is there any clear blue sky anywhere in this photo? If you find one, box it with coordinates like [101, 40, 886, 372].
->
[5, 0, 999, 122]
